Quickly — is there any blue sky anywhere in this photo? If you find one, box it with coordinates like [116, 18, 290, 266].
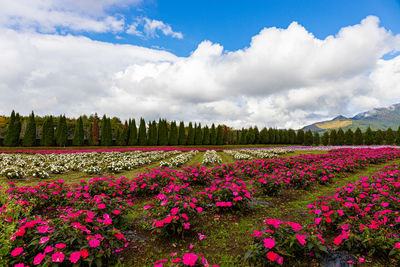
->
[0, 0, 400, 128]
[85, 0, 400, 56]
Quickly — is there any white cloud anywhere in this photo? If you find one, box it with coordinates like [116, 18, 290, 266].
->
[0, 16, 400, 129]
[127, 17, 183, 39]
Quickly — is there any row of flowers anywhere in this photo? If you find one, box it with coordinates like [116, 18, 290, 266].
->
[160, 151, 199, 168]
[202, 150, 223, 166]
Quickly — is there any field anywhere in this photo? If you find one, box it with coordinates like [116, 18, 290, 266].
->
[1, 146, 400, 266]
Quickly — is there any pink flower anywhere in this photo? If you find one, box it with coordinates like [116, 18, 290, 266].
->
[182, 253, 198, 266]
[189, 244, 194, 249]
[359, 257, 365, 263]
[315, 218, 322, 224]
[381, 203, 389, 207]
[277, 256, 284, 265]
[266, 251, 279, 262]
[80, 249, 89, 259]
[395, 242, 400, 249]
[55, 243, 66, 249]
[69, 251, 81, 263]
[89, 239, 100, 247]
[184, 222, 190, 229]
[296, 234, 307, 245]
[39, 236, 49, 244]
[263, 238, 275, 249]
[98, 203, 106, 209]
[34, 253, 45, 265]
[52, 251, 65, 263]
[44, 246, 54, 253]
[112, 210, 121, 215]
[333, 237, 342, 246]
[11, 247, 23, 257]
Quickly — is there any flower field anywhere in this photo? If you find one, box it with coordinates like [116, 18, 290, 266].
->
[0, 147, 400, 266]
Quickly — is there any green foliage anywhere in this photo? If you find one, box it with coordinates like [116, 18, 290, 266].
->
[4, 110, 16, 146]
[41, 116, 55, 146]
[138, 117, 147, 146]
[385, 128, 395, 145]
[210, 124, 216, 145]
[260, 127, 269, 144]
[216, 125, 224, 145]
[73, 117, 85, 146]
[202, 125, 210, 145]
[22, 111, 37, 147]
[55, 115, 67, 147]
[344, 129, 354, 145]
[157, 119, 168, 146]
[268, 128, 275, 144]
[254, 126, 260, 144]
[194, 123, 203, 145]
[321, 131, 329, 146]
[304, 130, 313, 146]
[288, 129, 296, 144]
[329, 129, 337, 145]
[169, 121, 178, 145]
[336, 128, 344, 145]
[101, 115, 113, 146]
[375, 129, 383, 145]
[313, 132, 320, 146]
[354, 127, 363, 145]
[187, 122, 195, 145]
[239, 129, 247, 145]
[148, 120, 158, 146]
[128, 119, 138, 146]
[88, 122, 94, 146]
[178, 121, 186, 145]
[246, 127, 255, 144]
[296, 129, 304, 145]
[364, 126, 374, 145]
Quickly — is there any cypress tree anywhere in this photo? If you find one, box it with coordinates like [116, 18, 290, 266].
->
[178, 121, 186, 145]
[268, 128, 275, 144]
[88, 123, 93, 146]
[296, 129, 305, 145]
[329, 129, 337, 145]
[364, 127, 374, 145]
[240, 129, 247, 144]
[282, 130, 289, 144]
[169, 121, 178, 145]
[115, 129, 121, 146]
[203, 126, 210, 145]
[260, 127, 269, 144]
[157, 119, 168, 146]
[194, 123, 203, 145]
[288, 129, 296, 144]
[101, 115, 107, 146]
[92, 117, 100, 146]
[275, 129, 281, 144]
[304, 130, 313, 146]
[4, 110, 16, 146]
[386, 128, 395, 145]
[210, 124, 216, 145]
[42, 116, 54, 146]
[375, 129, 383, 145]
[23, 111, 36, 147]
[106, 118, 113, 146]
[128, 119, 138, 146]
[147, 121, 153, 145]
[120, 121, 129, 146]
[313, 132, 320, 146]
[216, 125, 224, 145]
[246, 127, 255, 144]
[321, 131, 329, 146]
[354, 128, 363, 145]
[13, 113, 22, 146]
[396, 126, 400, 145]
[344, 129, 354, 145]
[40, 117, 49, 146]
[152, 121, 158, 145]
[337, 128, 345, 145]
[187, 122, 195, 145]
[73, 117, 84, 146]
[138, 118, 147, 146]
[254, 126, 260, 144]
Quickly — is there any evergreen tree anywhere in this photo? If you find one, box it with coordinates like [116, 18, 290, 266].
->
[337, 128, 345, 145]
[281, 130, 289, 144]
[313, 132, 320, 146]
[115, 129, 121, 146]
[216, 125, 224, 145]
[202, 126, 210, 145]
[178, 121, 186, 145]
[13, 113, 22, 146]
[23, 111, 37, 147]
[260, 127, 269, 144]
[106, 118, 113, 145]
[4, 110, 16, 146]
[56, 115, 68, 147]
[157, 119, 168, 146]
[354, 128, 363, 145]
[288, 129, 296, 144]
[304, 130, 313, 146]
[375, 129, 383, 145]
[321, 131, 329, 146]
[128, 119, 138, 146]
[210, 124, 217, 145]
[344, 129, 354, 145]
[138, 117, 147, 146]
[396, 126, 400, 145]
[254, 126, 260, 144]
[239, 129, 247, 144]
[88, 123, 93, 146]
[41, 116, 55, 146]
[148, 121, 158, 146]
[268, 128, 275, 144]
[296, 129, 305, 145]
[275, 129, 281, 144]
[246, 127, 255, 144]
[364, 127, 374, 145]
[120, 121, 129, 146]
[40, 116, 49, 146]
[329, 129, 337, 145]
[147, 121, 153, 145]
[385, 128, 395, 145]
[169, 121, 178, 145]
[92, 117, 99, 146]
[73, 117, 84, 146]
[194, 123, 203, 145]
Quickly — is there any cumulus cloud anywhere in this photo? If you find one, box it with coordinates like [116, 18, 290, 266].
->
[127, 17, 183, 39]
[0, 16, 400, 129]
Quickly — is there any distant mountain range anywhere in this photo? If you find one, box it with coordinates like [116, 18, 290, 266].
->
[302, 103, 400, 132]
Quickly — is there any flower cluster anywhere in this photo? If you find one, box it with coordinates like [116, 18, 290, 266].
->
[202, 150, 223, 165]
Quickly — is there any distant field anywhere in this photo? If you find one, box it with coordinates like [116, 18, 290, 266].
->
[316, 120, 352, 129]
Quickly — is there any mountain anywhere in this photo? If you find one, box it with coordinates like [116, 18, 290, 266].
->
[302, 103, 400, 132]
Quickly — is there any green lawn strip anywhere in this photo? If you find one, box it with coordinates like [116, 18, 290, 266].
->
[282, 149, 328, 158]
[218, 151, 236, 165]
[183, 151, 205, 167]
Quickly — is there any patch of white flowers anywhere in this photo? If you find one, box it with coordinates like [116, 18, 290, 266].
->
[202, 150, 222, 165]
[224, 150, 253, 160]
[241, 149, 293, 158]
[160, 150, 199, 168]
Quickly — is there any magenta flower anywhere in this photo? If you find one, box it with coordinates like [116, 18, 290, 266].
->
[263, 238, 275, 249]
[89, 239, 100, 247]
[69, 251, 81, 263]
[182, 253, 198, 266]
[39, 236, 49, 244]
[33, 253, 45, 265]
[11, 247, 23, 257]
[295, 234, 306, 245]
[55, 243, 66, 249]
[266, 251, 279, 262]
[52, 251, 65, 263]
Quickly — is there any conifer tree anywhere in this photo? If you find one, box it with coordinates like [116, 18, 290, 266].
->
[396, 126, 400, 145]
[187, 122, 195, 145]
[106, 118, 113, 145]
[246, 127, 255, 144]
[304, 130, 313, 146]
[169, 121, 178, 145]
[337, 128, 345, 145]
[329, 129, 337, 145]
[239, 129, 247, 144]
[275, 129, 281, 144]
[148, 121, 158, 146]
[216, 125, 224, 145]
[115, 129, 121, 146]
[41, 116, 54, 146]
[157, 119, 168, 146]
[138, 117, 147, 146]
[147, 121, 153, 145]
[313, 132, 320, 146]
[210, 124, 216, 145]
[4, 110, 16, 146]
[254, 126, 260, 144]
[120, 121, 129, 146]
[73, 117, 84, 146]
[268, 128, 275, 144]
[92, 117, 99, 146]
[178, 121, 186, 145]
[88, 123, 93, 146]
[375, 129, 383, 145]
[40, 117, 49, 146]
[128, 119, 138, 146]
[385, 128, 395, 145]
[354, 128, 363, 145]
[288, 129, 296, 144]
[194, 123, 203, 145]
[321, 131, 329, 146]
[23, 111, 36, 147]
[296, 129, 305, 145]
[13, 113, 22, 146]
[364, 127, 373, 145]
[344, 129, 354, 145]
[203, 126, 210, 145]
[260, 127, 269, 144]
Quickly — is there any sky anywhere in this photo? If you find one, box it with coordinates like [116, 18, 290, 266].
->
[0, 0, 400, 129]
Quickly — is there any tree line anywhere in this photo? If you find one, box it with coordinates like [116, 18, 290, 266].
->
[2, 110, 400, 147]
